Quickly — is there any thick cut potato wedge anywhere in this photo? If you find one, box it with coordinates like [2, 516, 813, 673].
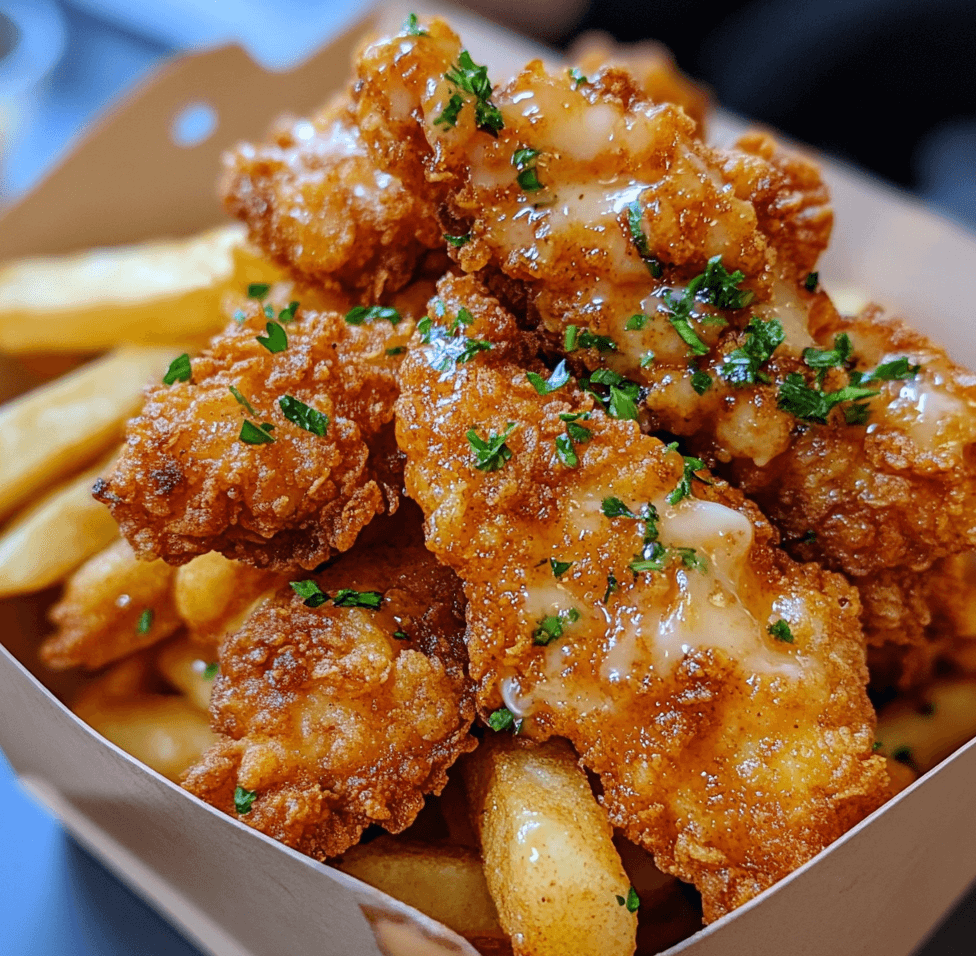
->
[0, 225, 279, 352]
[0, 454, 118, 598]
[0, 346, 174, 520]
[463, 735, 637, 956]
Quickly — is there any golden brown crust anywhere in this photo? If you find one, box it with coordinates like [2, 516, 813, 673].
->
[94, 295, 415, 570]
[395, 277, 887, 921]
[181, 509, 476, 858]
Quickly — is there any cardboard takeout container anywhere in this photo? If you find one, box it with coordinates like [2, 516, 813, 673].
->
[2, 2, 976, 954]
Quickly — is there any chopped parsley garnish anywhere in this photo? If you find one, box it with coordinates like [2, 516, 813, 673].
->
[667, 312, 710, 356]
[719, 318, 785, 387]
[527, 360, 570, 395]
[487, 707, 517, 732]
[136, 608, 154, 635]
[625, 200, 663, 278]
[802, 333, 853, 384]
[872, 741, 884, 752]
[563, 324, 617, 353]
[256, 320, 287, 353]
[332, 589, 383, 609]
[625, 313, 649, 331]
[239, 420, 276, 445]
[234, 786, 257, 814]
[467, 422, 517, 472]
[602, 497, 635, 519]
[850, 356, 921, 386]
[263, 303, 275, 319]
[279, 395, 328, 436]
[628, 542, 668, 574]
[228, 385, 256, 416]
[568, 67, 587, 88]
[666, 445, 709, 505]
[560, 412, 593, 443]
[444, 233, 471, 247]
[892, 746, 916, 769]
[777, 374, 878, 424]
[512, 147, 543, 192]
[163, 353, 191, 385]
[393, 630, 409, 640]
[603, 573, 619, 603]
[203, 662, 219, 680]
[247, 283, 270, 299]
[550, 558, 573, 578]
[640, 351, 655, 368]
[420, 311, 493, 372]
[616, 886, 640, 913]
[768, 620, 795, 643]
[403, 12, 428, 35]
[449, 307, 473, 332]
[278, 300, 299, 323]
[436, 50, 504, 137]
[555, 433, 578, 467]
[674, 547, 706, 572]
[804, 271, 819, 292]
[532, 608, 581, 646]
[586, 368, 640, 421]
[345, 305, 402, 326]
[290, 579, 329, 608]
[689, 363, 712, 395]
[385, 346, 406, 356]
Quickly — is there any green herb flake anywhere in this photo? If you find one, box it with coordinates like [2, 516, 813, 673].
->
[640, 351, 656, 368]
[163, 353, 192, 385]
[666, 447, 709, 505]
[777, 373, 878, 424]
[278, 300, 300, 323]
[290, 579, 329, 608]
[603, 572, 619, 604]
[403, 12, 428, 35]
[527, 360, 570, 395]
[768, 620, 794, 643]
[624, 886, 640, 913]
[332, 588, 383, 609]
[555, 433, 578, 468]
[564, 325, 579, 351]
[203, 662, 219, 680]
[344, 305, 402, 327]
[603, 497, 635, 519]
[550, 558, 573, 578]
[385, 346, 407, 356]
[136, 608, 154, 635]
[850, 356, 921, 386]
[263, 303, 275, 319]
[719, 318, 785, 387]
[690, 363, 712, 395]
[234, 786, 258, 814]
[279, 395, 329, 436]
[687, 256, 754, 311]
[532, 608, 581, 646]
[438, 50, 504, 137]
[625, 313, 649, 331]
[675, 547, 707, 572]
[804, 271, 819, 292]
[393, 630, 409, 640]
[256, 320, 288, 353]
[247, 283, 270, 300]
[228, 385, 256, 416]
[625, 200, 663, 277]
[512, 146, 543, 192]
[444, 233, 471, 247]
[568, 67, 587, 88]
[467, 422, 518, 472]
[667, 311, 709, 357]
[872, 741, 884, 752]
[487, 707, 516, 732]
[240, 420, 276, 445]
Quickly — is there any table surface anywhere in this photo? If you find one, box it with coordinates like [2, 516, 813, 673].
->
[1, 4, 975, 955]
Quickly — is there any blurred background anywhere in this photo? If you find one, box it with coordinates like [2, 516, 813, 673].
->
[0, 0, 974, 227]
[0, 1, 974, 955]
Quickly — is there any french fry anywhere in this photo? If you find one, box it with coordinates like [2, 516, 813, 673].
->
[155, 636, 217, 712]
[0, 225, 280, 352]
[463, 735, 637, 956]
[0, 346, 175, 520]
[41, 538, 180, 671]
[0, 453, 118, 598]
[876, 678, 976, 775]
[76, 694, 218, 783]
[338, 836, 505, 943]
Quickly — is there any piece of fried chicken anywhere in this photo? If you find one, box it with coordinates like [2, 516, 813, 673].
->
[395, 276, 887, 922]
[222, 94, 444, 299]
[94, 281, 430, 570]
[181, 505, 476, 858]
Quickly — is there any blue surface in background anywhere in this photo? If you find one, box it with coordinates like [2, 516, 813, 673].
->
[0, 749, 203, 955]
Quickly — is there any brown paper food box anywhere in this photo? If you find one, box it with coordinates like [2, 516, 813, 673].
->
[2, 3, 976, 955]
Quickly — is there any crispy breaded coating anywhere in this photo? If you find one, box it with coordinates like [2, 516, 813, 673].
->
[181, 510, 476, 859]
[395, 277, 887, 921]
[94, 290, 418, 570]
[222, 95, 442, 299]
[41, 538, 180, 671]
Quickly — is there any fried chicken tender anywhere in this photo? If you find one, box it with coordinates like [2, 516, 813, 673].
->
[94, 285, 422, 570]
[41, 538, 180, 671]
[181, 510, 476, 859]
[222, 95, 443, 298]
[395, 276, 887, 921]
